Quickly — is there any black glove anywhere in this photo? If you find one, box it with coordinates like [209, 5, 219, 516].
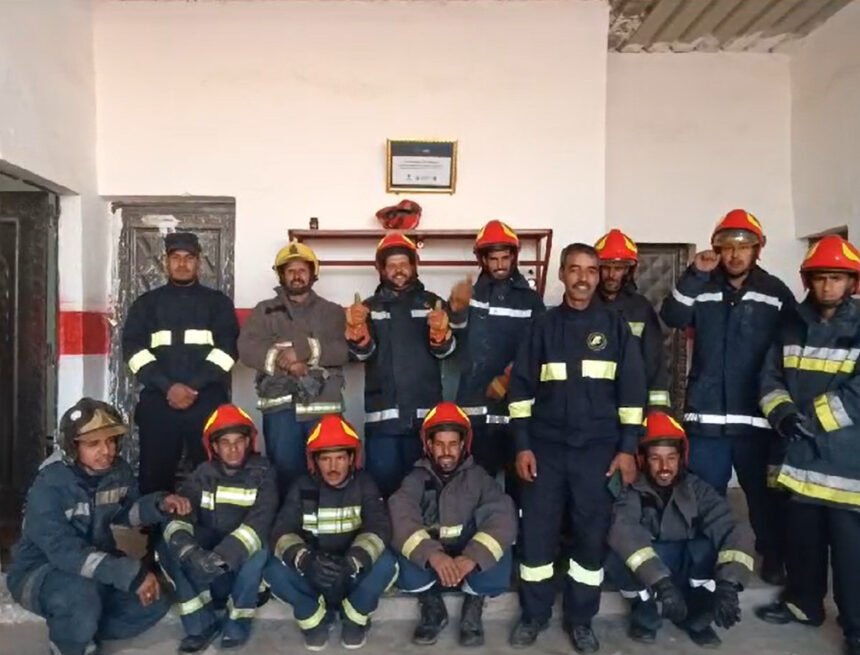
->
[653, 577, 688, 624]
[777, 413, 815, 442]
[180, 546, 229, 588]
[713, 580, 741, 629]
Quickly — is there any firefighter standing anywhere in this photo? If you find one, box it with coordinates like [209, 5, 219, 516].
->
[264, 415, 396, 651]
[345, 233, 457, 497]
[449, 220, 545, 476]
[122, 232, 239, 494]
[508, 243, 647, 653]
[607, 412, 754, 648]
[238, 240, 349, 496]
[158, 404, 278, 652]
[595, 229, 670, 409]
[6, 398, 191, 655]
[389, 402, 517, 647]
[756, 236, 860, 655]
[660, 210, 795, 585]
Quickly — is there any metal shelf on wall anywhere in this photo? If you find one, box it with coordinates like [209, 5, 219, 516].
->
[287, 228, 554, 296]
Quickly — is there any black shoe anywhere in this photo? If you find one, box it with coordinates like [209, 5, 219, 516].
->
[220, 633, 249, 650]
[567, 623, 600, 654]
[760, 557, 787, 586]
[303, 617, 334, 652]
[459, 595, 485, 647]
[256, 587, 271, 608]
[412, 589, 449, 645]
[755, 601, 822, 626]
[509, 617, 549, 648]
[687, 626, 722, 649]
[628, 623, 657, 644]
[341, 618, 368, 650]
[178, 623, 222, 653]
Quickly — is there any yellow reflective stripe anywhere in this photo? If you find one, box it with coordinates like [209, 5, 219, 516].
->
[128, 349, 156, 374]
[628, 321, 645, 337]
[814, 394, 841, 432]
[648, 390, 670, 407]
[353, 533, 385, 561]
[402, 529, 431, 558]
[200, 491, 214, 510]
[231, 524, 262, 554]
[776, 468, 860, 507]
[227, 598, 255, 620]
[519, 562, 554, 582]
[784, 356, 856, 375]
[206, 348, 235, 372]
[582, 360, 617, 380]
[316, 506, 362, 520]
[509, 398, 534, 419]
[150, 330, 172, 348]
[297, 597, 327, 630]
[716, 549, 754, 572]
[164, 520, 194, 542]
[179, 590, 212, 615]
[625, 546, 657, 572]
[540, 362, 567, 381]
[761, 389, 792, 417]
[471, 531, 504, 561]
[215, 486, 258, 507]
[342, 598, 369, 626]
[274, 533, 305, 559]
[439, 525, 463, 539]
[184, 329, 214, 345]
[618, 407, 644, 425]
[568, 560, 604, 586]
[786, 602, 810, 622]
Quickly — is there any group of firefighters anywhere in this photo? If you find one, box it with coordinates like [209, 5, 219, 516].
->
[6, 211, 860, 655]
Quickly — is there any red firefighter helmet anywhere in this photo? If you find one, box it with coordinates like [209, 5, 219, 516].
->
[375, 232, 419, 269]
[474, 220, 520, 254]
[305, 414, 363, 472]
[711, 209, 766, 249]
[376, 200, 422, 230]
[420, 402, 473, 456]
[800, 235, 860, 291]
[639, 411, 688, 465]
[202, 404, 258, 460]
[594, 229, 638, 264]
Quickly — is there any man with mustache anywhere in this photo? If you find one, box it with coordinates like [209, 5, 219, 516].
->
[122, 232, 239, 500]
[507, 243, 647, 653]
[345, 233, 456, 497]
[448, 220, 545, 478]
[239, 240, 348, 496]
[265, 415, 395, 651]
[608, 412, 754, 648]
[661, 210, 795, 586]
[756, 236, 860, 655]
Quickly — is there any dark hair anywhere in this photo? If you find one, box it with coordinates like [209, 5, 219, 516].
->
[559, 243, 598, 268]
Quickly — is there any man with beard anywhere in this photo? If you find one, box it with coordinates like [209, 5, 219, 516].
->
[756, 236, 860, 655]
[123, 232, 239, 496]
[158, 404, 278, 651]
[345, 233, 456, 497]
[595, 229, 670, 409]
[448, 220, 545, 477]
[239, 240, 348, 496]
[389, 402, 517, 647]
[661, 209, 795, 585]
[264, 415, 395, 651]
[607, 412, 754, 648]
[507, 243, 647, 653]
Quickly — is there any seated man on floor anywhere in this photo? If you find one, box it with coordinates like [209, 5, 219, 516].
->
[6, 398, 191, 655]
[607, 411, 755, 648]
[264, 415, 396, 651]
[389, 402, 517, 648]
[158, 404, 278, 652]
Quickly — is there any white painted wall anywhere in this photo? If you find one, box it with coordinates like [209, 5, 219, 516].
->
[606, 52, 805, 295]
[790, 0, 860, 239]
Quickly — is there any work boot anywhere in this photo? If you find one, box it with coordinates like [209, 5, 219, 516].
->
[755, 601, 823, 626]
[220, 620, 250, 650]
[303, 614, 334, 652]
[341, 617, 368, 650]
[629, 597, 660, 643]
[178, 622, 222, 653]
[412, 589, 449, 645]
[567, 623, 600, 653]
[509, 617, 549, 648]
[628, 623, 657, 644]
[459, 594, 485, 647]
[256, 587, 272, 608]
[687, 626, 722, 649]
[760, 557, 787, 586]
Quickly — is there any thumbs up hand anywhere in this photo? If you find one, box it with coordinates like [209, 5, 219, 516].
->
[427, 299, 451, 346]
[345, 292, 371, 345]
[449, 275, 473, 313]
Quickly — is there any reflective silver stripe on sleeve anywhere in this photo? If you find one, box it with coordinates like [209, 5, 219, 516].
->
[80, 552, 109, 578]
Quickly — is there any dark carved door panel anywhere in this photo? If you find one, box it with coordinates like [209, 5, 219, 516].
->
[0, 192, 58, 566]
[636, 243, 694, 417]
[109, 199, 235, 467]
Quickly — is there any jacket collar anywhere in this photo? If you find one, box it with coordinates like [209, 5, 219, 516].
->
[274, 286, 319, 308]
[631, 473, 698, 522]
[415, 454, 476, 485]
[474, 269, 531, 294]
[798, 295, 860, 331]
[374, 278, 426, 301]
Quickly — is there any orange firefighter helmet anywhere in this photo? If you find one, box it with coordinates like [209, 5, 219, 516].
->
[711, 209, 766, 249]
[474, 220, 520, 254]
[376, 199, 422, 230]
[800, 235, 860, 291]
[375, 232, 419, 269]
[420, 401, 473, 456]
[639, 411, 688, 465]
[202, 404, 258, 460]
[595, 229, 638, 264]
[305, 414, 363, 472]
